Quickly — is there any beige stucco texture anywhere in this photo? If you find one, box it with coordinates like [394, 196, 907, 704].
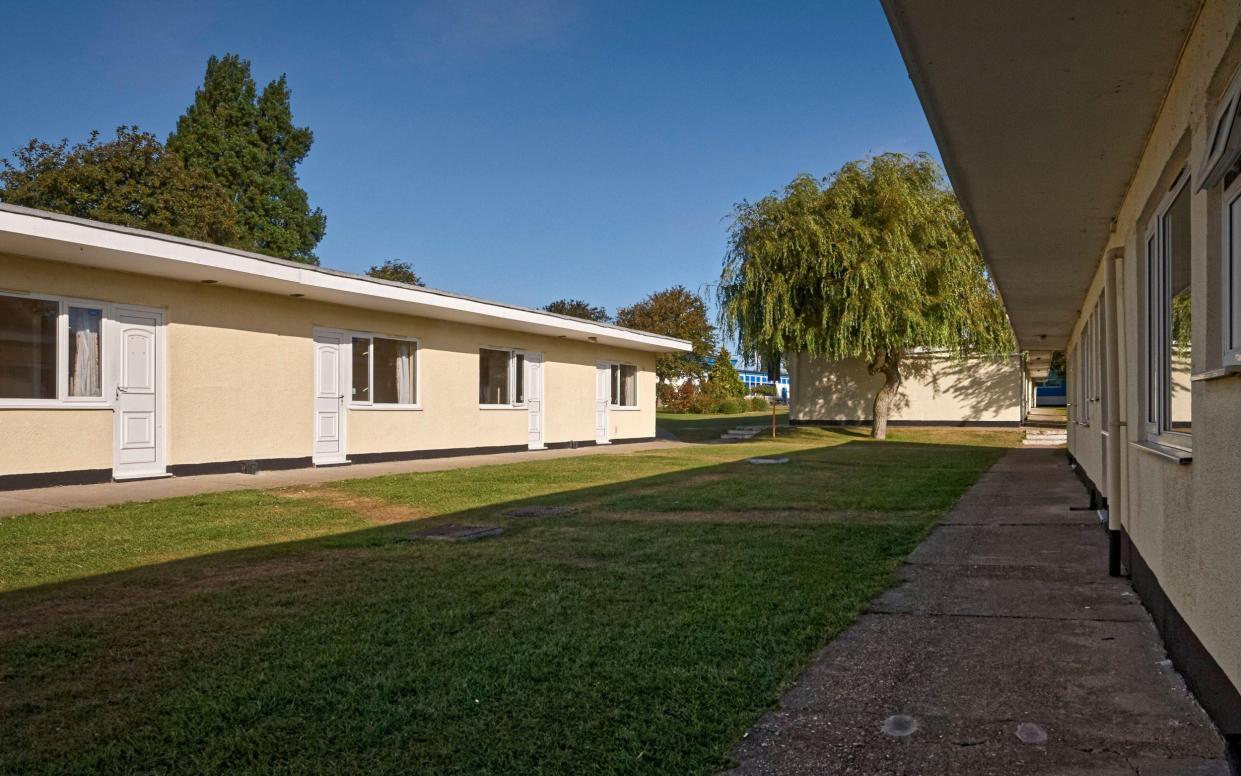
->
[0, 253, 657, 476]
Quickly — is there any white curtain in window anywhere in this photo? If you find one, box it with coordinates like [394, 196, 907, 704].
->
[69, 307, 101, 397]
[396, 342, 412, 404]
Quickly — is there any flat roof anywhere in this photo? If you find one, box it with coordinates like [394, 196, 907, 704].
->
[0, 203, 691, 354]
[882, 0, 1201, 350]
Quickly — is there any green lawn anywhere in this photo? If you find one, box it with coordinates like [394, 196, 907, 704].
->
[0, 426, 1016, 774]
[656, 407, 789, 442]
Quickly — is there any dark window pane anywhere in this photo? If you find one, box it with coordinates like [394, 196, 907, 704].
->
[620, 365, 637, 406]
[515, 354, 525, 404]
[479, 349, 510, 404]
[373, 338, 415, 404]
[351, 337, 370, 401]
[0, 296, 58, 399]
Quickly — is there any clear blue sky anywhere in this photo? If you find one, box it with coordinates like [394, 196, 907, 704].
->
[1, 0, 937, 315]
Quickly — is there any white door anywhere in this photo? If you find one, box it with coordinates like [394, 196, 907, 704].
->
[313, 329, 348, 465]
[112, 307, 166, 480]
[524, 352, 545, 449]
[595, 362, 611, 444]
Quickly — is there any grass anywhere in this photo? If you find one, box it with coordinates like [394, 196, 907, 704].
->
[0, 425, 1016, 774]
[656, 407, 788, 442]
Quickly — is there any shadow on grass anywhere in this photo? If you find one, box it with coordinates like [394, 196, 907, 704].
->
[656, 408, 790, 443]
[0, 434, 1014, 775]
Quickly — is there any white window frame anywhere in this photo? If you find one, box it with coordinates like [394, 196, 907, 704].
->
[347, 332, 421, 411]
[1224, 169, 1241, 364]
[0, 290, 111, 409]
[1197, 67, 1241, 192]
[478, 346, 526, 409]
[1143, 171, 1192, 451]
[603, 361, 639, 410]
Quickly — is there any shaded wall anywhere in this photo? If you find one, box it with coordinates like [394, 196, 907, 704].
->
[790, 353, 1022, 425]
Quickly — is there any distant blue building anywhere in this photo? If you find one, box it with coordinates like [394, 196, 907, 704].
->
[733, 358, 789, 400]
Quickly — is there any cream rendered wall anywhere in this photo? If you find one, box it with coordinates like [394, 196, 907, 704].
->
[0, 411, 112, 475]
[1064, 0, 1241, 693]
[0, 253, 658, 476]
[790, 353, 1022, 424]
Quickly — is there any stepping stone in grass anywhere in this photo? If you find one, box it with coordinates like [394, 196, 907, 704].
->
[413, 524, 503, 541]
[747, 457, 790, 465]
[502, 505, 575, 518]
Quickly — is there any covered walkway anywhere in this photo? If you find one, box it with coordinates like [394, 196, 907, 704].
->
[727, 447, 1227, 774]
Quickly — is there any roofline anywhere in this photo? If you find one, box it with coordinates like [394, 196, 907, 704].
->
[0, 203, 692, 354]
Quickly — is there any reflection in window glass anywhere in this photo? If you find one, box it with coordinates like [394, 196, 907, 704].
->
[68, 307, 102, 397]
[1165, 184, 1192, 433]
[351, 337, 371, 401]
[479, 348, 510, 404]
[0, 296, 58, 399]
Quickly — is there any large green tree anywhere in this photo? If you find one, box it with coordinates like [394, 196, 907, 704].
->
[168, 54, 325, 264]
[720, 153, 1014, 439]
[0, 126, 239, 245]
[543, 298, 610, 323]
[367, 260, 425, 286]
[616, 285, 716, 383]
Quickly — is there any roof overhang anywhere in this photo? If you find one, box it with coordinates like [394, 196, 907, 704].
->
[882, 0, 1202, 350]
[0, 204, 691, 354]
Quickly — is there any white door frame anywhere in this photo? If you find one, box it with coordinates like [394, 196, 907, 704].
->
[312, 328, 349, 465]
[522, 351, 545, 450]
[595, 361, 611, 444]
[111, 305, 168, 480]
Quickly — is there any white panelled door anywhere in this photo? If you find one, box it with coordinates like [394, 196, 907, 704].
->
[112, 307, 166, 480]
[595, 362, 610, 444]
[524, 352, 545, 449]
[313, 329, 348, 465]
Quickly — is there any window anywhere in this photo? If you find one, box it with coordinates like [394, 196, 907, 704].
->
[1198, 69, 1241, 191]
[1144, 173, 1192, 448]
[0, 292, 106, 405]
[609, 363, 637, 407]
[351, 335, 418, 406]
[1226, 163, 1241, 361]
[1200, 68, 1241, 364]
[479, 347, 525, 406]
[68, 307, 103, 397]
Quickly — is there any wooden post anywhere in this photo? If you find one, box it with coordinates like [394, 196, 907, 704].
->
[771, 398, 777, 439]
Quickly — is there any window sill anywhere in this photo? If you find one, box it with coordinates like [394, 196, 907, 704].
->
[480, 404, 526, 410]
[0, 401, 111, 410]
[349, 404, 422, 411]
[1190, 364, 1241, 382]
[1130, 440, 1193, 464]
[609, 405, 641, 411]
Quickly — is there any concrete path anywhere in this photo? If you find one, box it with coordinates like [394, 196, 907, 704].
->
[726, 447, 1228, 775]
[0, 440, 682, 518]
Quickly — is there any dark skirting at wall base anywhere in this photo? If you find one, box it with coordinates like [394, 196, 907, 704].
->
[168, 457, 312, 477]
[0, 468, 112, 492]
[546, 437, 655, 450]
[343, 437, 656, 464]
[1123, 531, 1241, 754]
[789, 418, 1020, 428]
[2, 437, 660, 492]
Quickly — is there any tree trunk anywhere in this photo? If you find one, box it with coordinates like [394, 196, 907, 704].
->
[868, 351, 902, 440]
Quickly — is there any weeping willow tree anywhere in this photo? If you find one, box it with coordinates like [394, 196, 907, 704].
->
[719, 153, 1014, 439]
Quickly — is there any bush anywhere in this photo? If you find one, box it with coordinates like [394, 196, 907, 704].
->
[717, 397, 748, 414]
[747, 396, 770, 411]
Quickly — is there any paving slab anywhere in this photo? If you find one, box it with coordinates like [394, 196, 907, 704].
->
[725, 447, 1227, 775]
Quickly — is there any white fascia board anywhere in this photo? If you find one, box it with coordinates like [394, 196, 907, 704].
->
[0, 206, 691, 354]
